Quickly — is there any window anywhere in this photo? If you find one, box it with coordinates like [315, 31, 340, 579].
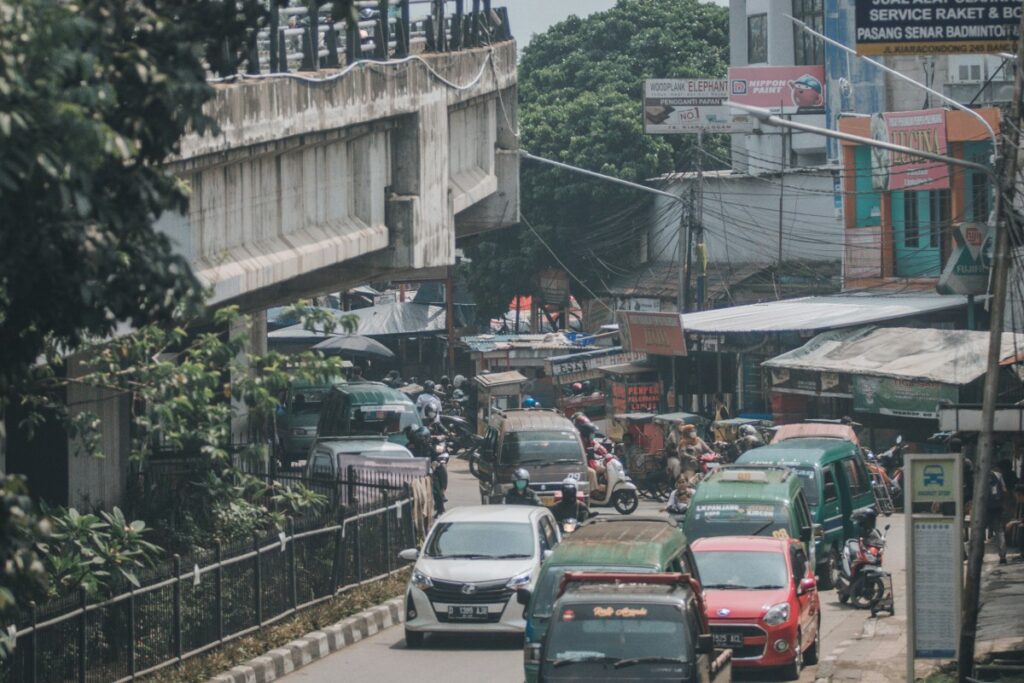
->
[930, 189, 950, 249]
[904, 192, 920, 248]
[310, 452, 333, 478]
[971, 173, 990, 222]
[841, 457, 871, 497]
[959, 65, 969, 81]
[748, 14, 768, 64]
[539, 517, 558, 550]
[822, 467, 838, 503]
[971, 64, 982, 81]
[793, 0, 824, 65]
[791, 545, 809, 582]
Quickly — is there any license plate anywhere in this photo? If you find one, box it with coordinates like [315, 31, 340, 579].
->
[713, 632, 744, 647]
[447, 605, 489, 621]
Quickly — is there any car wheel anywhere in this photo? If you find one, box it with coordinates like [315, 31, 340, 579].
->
[612, 490, 639, 515]
[819, 546, 839, 590]
[782, 629, 803, 680]
[804, 616, 821, 665]
[405, 629, 424, 648]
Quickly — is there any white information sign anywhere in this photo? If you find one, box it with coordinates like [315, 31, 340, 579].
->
[911, 518, 958, 658]
[643, 79, 755, 134]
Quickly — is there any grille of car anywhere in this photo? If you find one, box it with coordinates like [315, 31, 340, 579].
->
[424, 578, 514, 605]
[711, 624, 768, 660]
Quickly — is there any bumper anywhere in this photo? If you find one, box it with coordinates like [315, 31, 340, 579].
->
[280, 436, 314, 462]
[404, 585, 525, 634]
[709, 619, 800, 668]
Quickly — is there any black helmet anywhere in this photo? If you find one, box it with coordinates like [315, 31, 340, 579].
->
[513, 467, 530, 491]
[581, 380, 593, 393]
[578, 422, 597, 439]
[560, 477, 577, 501]
[440, 375, 451, 385]
[413, 426, 432, 443]
[423, 380, 435, 394]
[851, 506, 877, 530]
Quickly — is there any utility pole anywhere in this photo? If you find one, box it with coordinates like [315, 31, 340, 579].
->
[677, 191, 689, 314]
[695, 131, 706, 311]
[958, 12, 1024, 681]
[445, 265, 456, 376]
[684, 186, 695, 313]
[777, 121, 787, 287]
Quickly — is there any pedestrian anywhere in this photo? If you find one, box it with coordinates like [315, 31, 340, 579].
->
[1004, 484, 1024, 561]
[986, 465, 1009, 564]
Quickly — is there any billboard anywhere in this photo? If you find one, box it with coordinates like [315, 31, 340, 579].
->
[727, 66, 826, 115]
[870, 109, 949, 192]
[855, 0, 1022, 56]
[618, 311, 687, 357]
[938, 222, 994, 295]
[853, 376, 957, 419]
[643, 79, 755, 134]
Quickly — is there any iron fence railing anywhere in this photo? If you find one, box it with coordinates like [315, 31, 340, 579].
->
[1, 489, 420, 683]
[220, 0, 511, 78]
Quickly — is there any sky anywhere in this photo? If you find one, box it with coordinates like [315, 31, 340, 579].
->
[513, 0, 730, 51]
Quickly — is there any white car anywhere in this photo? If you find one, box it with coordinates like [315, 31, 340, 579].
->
[399, 505, 561, 647]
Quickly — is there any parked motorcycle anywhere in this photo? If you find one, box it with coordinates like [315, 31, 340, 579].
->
[587, 449, 640, 514]
[836, 507, 894, 614]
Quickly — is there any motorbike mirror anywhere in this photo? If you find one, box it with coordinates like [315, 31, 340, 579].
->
[884, 524, 891, 532]
[896, 435, 903, 444]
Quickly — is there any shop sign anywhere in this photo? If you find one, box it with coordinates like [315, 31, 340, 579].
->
[548, 350, 646, 383]
[853, 376, 958, 419]
[611, 381, 662, 414]
[618, 311, 687, 357]
[727, 66, 826, 115]
[855, 0, 1021, 57]
[536, 269, 570, 305]
[938, 222, 994, 296]
[870, 109, 949, 192]
[821, 372, 840, 392]
[643, 79, 755, 134]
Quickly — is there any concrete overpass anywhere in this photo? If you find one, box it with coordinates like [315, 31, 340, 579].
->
[159, 40, 519, 312]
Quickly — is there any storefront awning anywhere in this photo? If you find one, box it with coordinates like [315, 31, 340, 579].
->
[763, 326, 1024, 385]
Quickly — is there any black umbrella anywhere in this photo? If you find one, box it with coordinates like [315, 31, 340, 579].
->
[312, 334, 395, 360]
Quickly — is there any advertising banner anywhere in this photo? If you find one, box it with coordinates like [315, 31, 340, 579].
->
[855, 0, 1022, 56]
[547, 349, 646, 384]
[853, 376, 957, 419]
[870, 109, 949, 192]
[643, 79, 755, 134]
[618, 311, 687, 357]
[938, 222, 994, 295]
[611, 381, 662, 414]
[727, 66, 826, 115]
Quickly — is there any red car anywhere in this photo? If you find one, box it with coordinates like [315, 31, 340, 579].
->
[692, 535, 820, 680]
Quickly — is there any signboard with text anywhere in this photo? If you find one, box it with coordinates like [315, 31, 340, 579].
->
[938, 222, 994, 295]
[853, 375, 957, 419]
[727, 66, 826, 115]
[618, 311, 687, 357]
[548, 349, 647, 384]
[855, 0, 1021, 56]
[643, 79, 755, 134]
[611, 381, 662, 414]
[870, 109, 949, 192]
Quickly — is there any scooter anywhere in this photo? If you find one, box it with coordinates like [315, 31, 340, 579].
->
[836, 510, 893, 613]
[587, 449, 640, 515]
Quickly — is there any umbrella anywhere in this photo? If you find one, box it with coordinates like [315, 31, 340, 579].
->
[312, 334, 395, 360]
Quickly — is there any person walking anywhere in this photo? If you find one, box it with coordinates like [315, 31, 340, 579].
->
[986, 466, 1009, 564]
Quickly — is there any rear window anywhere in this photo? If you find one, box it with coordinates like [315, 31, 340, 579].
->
[686, 501, 791, 541]
[532, 566, 653, 619]
[348, 404, 420, 436]
[289, 388, 328, 415]
[500, 430, 583, 466]
[546, 602, 689, 664]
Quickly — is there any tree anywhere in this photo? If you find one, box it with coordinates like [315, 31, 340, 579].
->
[464, 0, 730, 315]
[0, 0, 268, 401]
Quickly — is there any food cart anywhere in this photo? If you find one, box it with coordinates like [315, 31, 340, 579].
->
[609, 412, 660, 473]
[546, 347, 646, 430]
[472, 371, 528, 436]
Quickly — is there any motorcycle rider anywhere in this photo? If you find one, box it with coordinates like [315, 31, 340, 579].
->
[578, 421, 608, 498]
[415, 380, 443, 425]
[405, 425, 434, 459]
[664, 468, 699, 515]
[504, 468, 540, 505]
[735, 424, 765, 454]
[551, 477, 588, 523]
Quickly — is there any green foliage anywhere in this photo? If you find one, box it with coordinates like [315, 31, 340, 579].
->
[0, 0, 269, 401]
[464, 0, 731, 317]
[0, 475, 48, 652]
[283, 300, 360, 336]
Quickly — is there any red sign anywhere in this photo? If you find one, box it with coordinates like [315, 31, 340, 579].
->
[728, 66, 826, 115]
[611, 381, 662, 414]
[619, 312, 687, 357]
[877, 108, 949, 192]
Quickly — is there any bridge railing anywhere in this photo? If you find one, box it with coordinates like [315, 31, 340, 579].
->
[218, 0, 511, 78]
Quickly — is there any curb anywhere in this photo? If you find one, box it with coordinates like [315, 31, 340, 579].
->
[208, 597, 404, 683]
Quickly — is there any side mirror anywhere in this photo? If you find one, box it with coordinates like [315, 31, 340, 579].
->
[884, 524, 891, 532]
[800, 526, 813, 544]
[798, 577, 817, 594]
[516, 587, 533, 606]
[696, 633, 714, 655]
[398, 548, 419, 562]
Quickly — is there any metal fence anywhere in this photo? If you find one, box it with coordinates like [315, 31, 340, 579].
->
[2, 484, 420, 683]
[227, 0, 512, 78]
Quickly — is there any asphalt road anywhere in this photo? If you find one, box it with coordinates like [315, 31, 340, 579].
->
[283, 458, 905, 683]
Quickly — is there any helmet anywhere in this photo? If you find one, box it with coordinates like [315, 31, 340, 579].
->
[571, 382, 583, 394]
[513, 467, 530, 491]
[581, 381, 593, 393]
[523, 396, 537, 409]
[423, 380, 435, 394]
[739, 424, 758, 438]
[560, 477, 577, 501]
[452, 388, 466, 401]
[413, 426, 432, 443]
[572, 412, 592, 430]
[453, 374, 466, 388]
[851, 506, 877, 531]
[578, 422, 597, 439]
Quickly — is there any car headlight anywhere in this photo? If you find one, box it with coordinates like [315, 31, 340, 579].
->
[764, 602, 791, 626]
[411, 570, 433, 591]
[506, 571, 532, 590]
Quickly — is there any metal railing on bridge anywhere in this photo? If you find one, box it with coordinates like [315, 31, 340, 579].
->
[222, 0, 511, 78]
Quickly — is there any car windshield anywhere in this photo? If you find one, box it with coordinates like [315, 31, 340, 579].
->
[793, 467, 819, 506]
[545, 603, 689, 667]
[532, 567, 652, 618]
[347, 404, 420, 436]
[686, 501, 790, 540]
[424, 522, 534, 559]
[500, 431, 583, 466]
[289, 389, 329, 415]
[693, 550, 788, 589]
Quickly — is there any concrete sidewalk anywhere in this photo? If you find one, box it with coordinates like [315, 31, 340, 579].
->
[974, 547, 1024, 679]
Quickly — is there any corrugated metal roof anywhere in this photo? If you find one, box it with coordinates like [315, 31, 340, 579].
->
[474, 371, 528, 388]
[460, 333, 579, 353]
[679, 294, 970, 334]
[763, 326, 1024, 385]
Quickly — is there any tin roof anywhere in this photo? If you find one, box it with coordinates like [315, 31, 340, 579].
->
[679, 294, 970, 335]
[547, 519, 687, 568]
[473, 371, 528, 388]
[763, 326, 1024, 385]
[460, 333, 579, 353]
[599, 362, 658, 376]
